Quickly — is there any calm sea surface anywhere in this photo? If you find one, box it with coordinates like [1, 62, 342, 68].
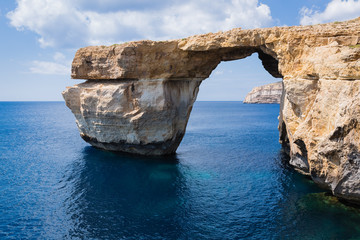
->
[1, 101, 360, 239]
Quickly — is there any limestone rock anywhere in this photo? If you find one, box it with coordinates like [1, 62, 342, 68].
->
[64, 18, 360, 203]
[244, 81, 282, 104]
[63, 79, 200, 155]
[279, 79, 360, 203]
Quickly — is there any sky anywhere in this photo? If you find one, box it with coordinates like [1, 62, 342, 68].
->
[1, 0, 360, 101]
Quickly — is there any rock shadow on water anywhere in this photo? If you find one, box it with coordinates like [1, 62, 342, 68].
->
[274, 149, 360, 239]
[61, 146, 189, 239]
[293, 192, 360, 239]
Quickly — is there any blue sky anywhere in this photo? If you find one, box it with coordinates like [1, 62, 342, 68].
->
[1, 0, 359, 101]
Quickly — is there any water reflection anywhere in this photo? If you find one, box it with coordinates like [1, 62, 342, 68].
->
[63, 147, 188, 239]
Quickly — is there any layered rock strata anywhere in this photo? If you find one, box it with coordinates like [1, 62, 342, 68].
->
[244, 81, 282, 103]
[63, 18, 360, 203]
[63, 79, 200, 155]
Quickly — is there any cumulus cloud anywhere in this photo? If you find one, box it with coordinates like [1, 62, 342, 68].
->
[7, 0, 273, 48]
[300, 0, 360, 25]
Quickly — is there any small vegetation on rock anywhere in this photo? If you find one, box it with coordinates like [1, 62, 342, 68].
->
[349, 44, 360, 48]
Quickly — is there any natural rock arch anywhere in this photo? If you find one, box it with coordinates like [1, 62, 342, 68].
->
[65, 43, 282, 155]
[63, 18, 360, 203]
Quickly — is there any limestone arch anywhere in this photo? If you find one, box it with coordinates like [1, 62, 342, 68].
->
[64, 18, 360, 203]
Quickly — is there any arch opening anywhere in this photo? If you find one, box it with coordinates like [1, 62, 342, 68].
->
[207, 46, 283, 80]
[197, 49, 282, 101]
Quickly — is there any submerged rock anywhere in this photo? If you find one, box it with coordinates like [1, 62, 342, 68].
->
[244, 81, 282, 104]
[64, 18, 360, 203]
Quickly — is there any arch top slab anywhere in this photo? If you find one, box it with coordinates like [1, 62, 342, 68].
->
[64, 18, 360, 203]
[71, 17, 360, 81]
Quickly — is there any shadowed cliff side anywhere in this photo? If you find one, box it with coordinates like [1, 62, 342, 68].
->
[64, 17, 360, 203]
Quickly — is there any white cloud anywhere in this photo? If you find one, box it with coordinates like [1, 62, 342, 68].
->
[300, 0, 360, 25]
[29, 52, 71, 75]
[7, 0, 273, 48]
[53, 52, 66, 62]
[30, 61, 69, 75]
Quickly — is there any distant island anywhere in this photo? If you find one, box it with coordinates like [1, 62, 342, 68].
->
[243, 81, 282, 104]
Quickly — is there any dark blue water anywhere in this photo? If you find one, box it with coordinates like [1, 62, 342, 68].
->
[1, 102, 360, 239]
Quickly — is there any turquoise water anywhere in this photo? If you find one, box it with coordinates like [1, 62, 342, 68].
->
[1, 101, 360, 239]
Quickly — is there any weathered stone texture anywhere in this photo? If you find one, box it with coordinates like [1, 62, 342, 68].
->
[63, 79, 200, 155]
[64, 18, 360, 203]
[279, 79, 360, 203]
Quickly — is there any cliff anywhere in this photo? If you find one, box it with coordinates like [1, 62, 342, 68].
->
[244, 81, 282, 104]
[63, 18, 360, 203]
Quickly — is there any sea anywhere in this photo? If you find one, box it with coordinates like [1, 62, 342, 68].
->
[1, 101, 360, 239]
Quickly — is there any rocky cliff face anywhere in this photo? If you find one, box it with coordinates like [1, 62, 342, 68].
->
[244, 81, 282, 104]
[63, 18, 360, 203]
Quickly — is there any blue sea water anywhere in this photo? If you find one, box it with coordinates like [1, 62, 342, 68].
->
[1, 101, 360, 239]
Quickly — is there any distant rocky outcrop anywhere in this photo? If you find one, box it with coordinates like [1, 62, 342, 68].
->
[244, 81, 282, 104]
[64, 18, 360, 203]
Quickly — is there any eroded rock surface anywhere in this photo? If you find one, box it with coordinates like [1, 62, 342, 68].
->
[244, 81, 282, 104]
[64, 18, 360, 203]
[63, 79, 200, 155]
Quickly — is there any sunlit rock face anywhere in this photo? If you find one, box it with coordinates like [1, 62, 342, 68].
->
[63, 79, 201, 155]
[244, 81, 282, 104]
[64, 18, 360, 203]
